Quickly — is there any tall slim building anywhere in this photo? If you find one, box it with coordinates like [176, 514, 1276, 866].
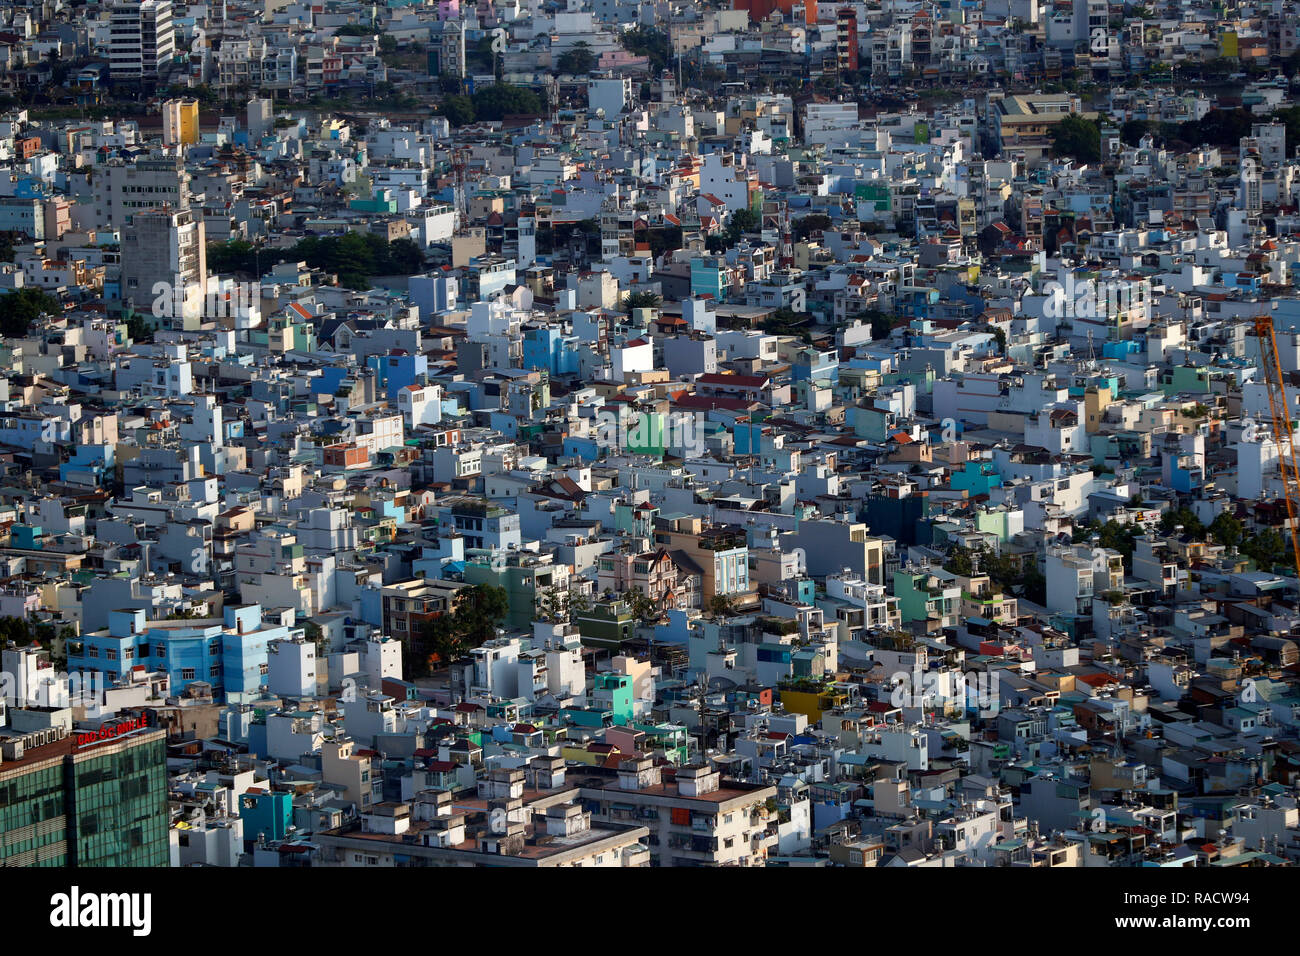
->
[0, 724, 169, 867]
[110, 0, 176, 80]
[162, 97, 200, 145]
[247, 96, 274, 139]
[836, 8, 859, 73]
[121, 206, 208, 329]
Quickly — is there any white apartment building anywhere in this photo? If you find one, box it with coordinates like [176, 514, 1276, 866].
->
[109, 0, 175, 80]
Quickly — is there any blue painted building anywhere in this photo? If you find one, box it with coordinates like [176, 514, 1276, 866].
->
[368, 352, 429, 402]
[790, 347, 840, 385]
[950, 462, 1002, 496]
[239, 790, 293, 846]
[522, 327, 580, 377]
[69, 604, 289, 701]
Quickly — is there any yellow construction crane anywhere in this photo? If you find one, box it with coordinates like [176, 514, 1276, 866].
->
[1253, 313, 1300, 582]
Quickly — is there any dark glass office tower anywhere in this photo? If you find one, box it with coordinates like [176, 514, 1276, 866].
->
[0, 727, 169, 867]
[0, 748, 68, 866]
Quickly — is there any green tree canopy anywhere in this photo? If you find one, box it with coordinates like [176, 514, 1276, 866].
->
[0, 288, 60, 338]
[1051, 115, 1101, 164]
[1120, 118, 1159, 147]
[1242, 528, 1288, 571]
[1178, 108, 1254, 148]
[441, 94, 476, 127]
[471, 84, 543, 122]
[557, 42, 597, 76]
[1158, 507, 1205, 539]
[622, 291, 662, 312]
[411, 583, 511, 675]
[792, 213, 832, 242]
[207, 234, 425, 289]
[1208, 511, 1244, 551]
[454, 583, 510, 647]
[619, 27, 670, 74]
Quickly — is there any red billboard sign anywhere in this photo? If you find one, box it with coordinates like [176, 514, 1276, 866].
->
[75, 715, 149, 748]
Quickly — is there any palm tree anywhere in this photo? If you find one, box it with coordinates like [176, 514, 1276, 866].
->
[622, 291, 662, 312]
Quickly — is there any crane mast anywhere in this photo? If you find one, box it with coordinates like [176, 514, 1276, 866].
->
[1254, 314, 1300, 582]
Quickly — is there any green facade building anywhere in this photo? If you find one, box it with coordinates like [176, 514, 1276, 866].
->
[0, 727, 169, 867]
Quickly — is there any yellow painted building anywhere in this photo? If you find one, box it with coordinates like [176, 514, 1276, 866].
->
[1084, 384, 1114, 433]
[779, 681, 848, 724]
[163, 98, 200, 146]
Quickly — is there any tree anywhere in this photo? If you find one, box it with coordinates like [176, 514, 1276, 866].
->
[538, 586, 567, 623]
[944, 546, 976, 576]
[538, 585, 588, 623]
[209, 233, 425, 289]
[303, 621, 329, 657]
[984, 551, 1023, 590]
[1051, 115, 1101, 164]
[644, 224, 683, 259]
[206, 239, 259, 275]
[415, 612, 461, 675]
[1021, 565, 1047, 605]
[1178, 108, 1253, 148]
[626, 587, 659, 623]
[125, 313, 154, 344]
[726, 208, 759, 242]
[1158, 507, 1205, 539]
[1270, 105, 1300, 153]
[864, 309, 896, 341]
[441, 94, 476, 126]
[0, 616, 38, 644]
[622, 291, 662, 312]
[412, 583, 511, 674]
[1080, 519, 1143, 571]
[471, 84, 543, 122]
[557, 42, 596, 76]
[0, 287, 60, 338]
[708, 594, 735, 617]
[385, 237, 425, 275]
[1120, 118, 1159, 147]
[760, 308, 814, 344]
[619, 27, 670, 74]
[454, 583, 510, 647]
[1208, 511, 1244, 551]
[1242, 528, 1287, 571]
[1101, 521, 1140, 570]
[792, 213, 832, 242]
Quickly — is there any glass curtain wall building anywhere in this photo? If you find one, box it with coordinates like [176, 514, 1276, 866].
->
[0, 727, 169, 867]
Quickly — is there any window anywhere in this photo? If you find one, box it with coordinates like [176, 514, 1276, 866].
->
[87, 647, 98, 659]
[181, 668, 196, 681]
